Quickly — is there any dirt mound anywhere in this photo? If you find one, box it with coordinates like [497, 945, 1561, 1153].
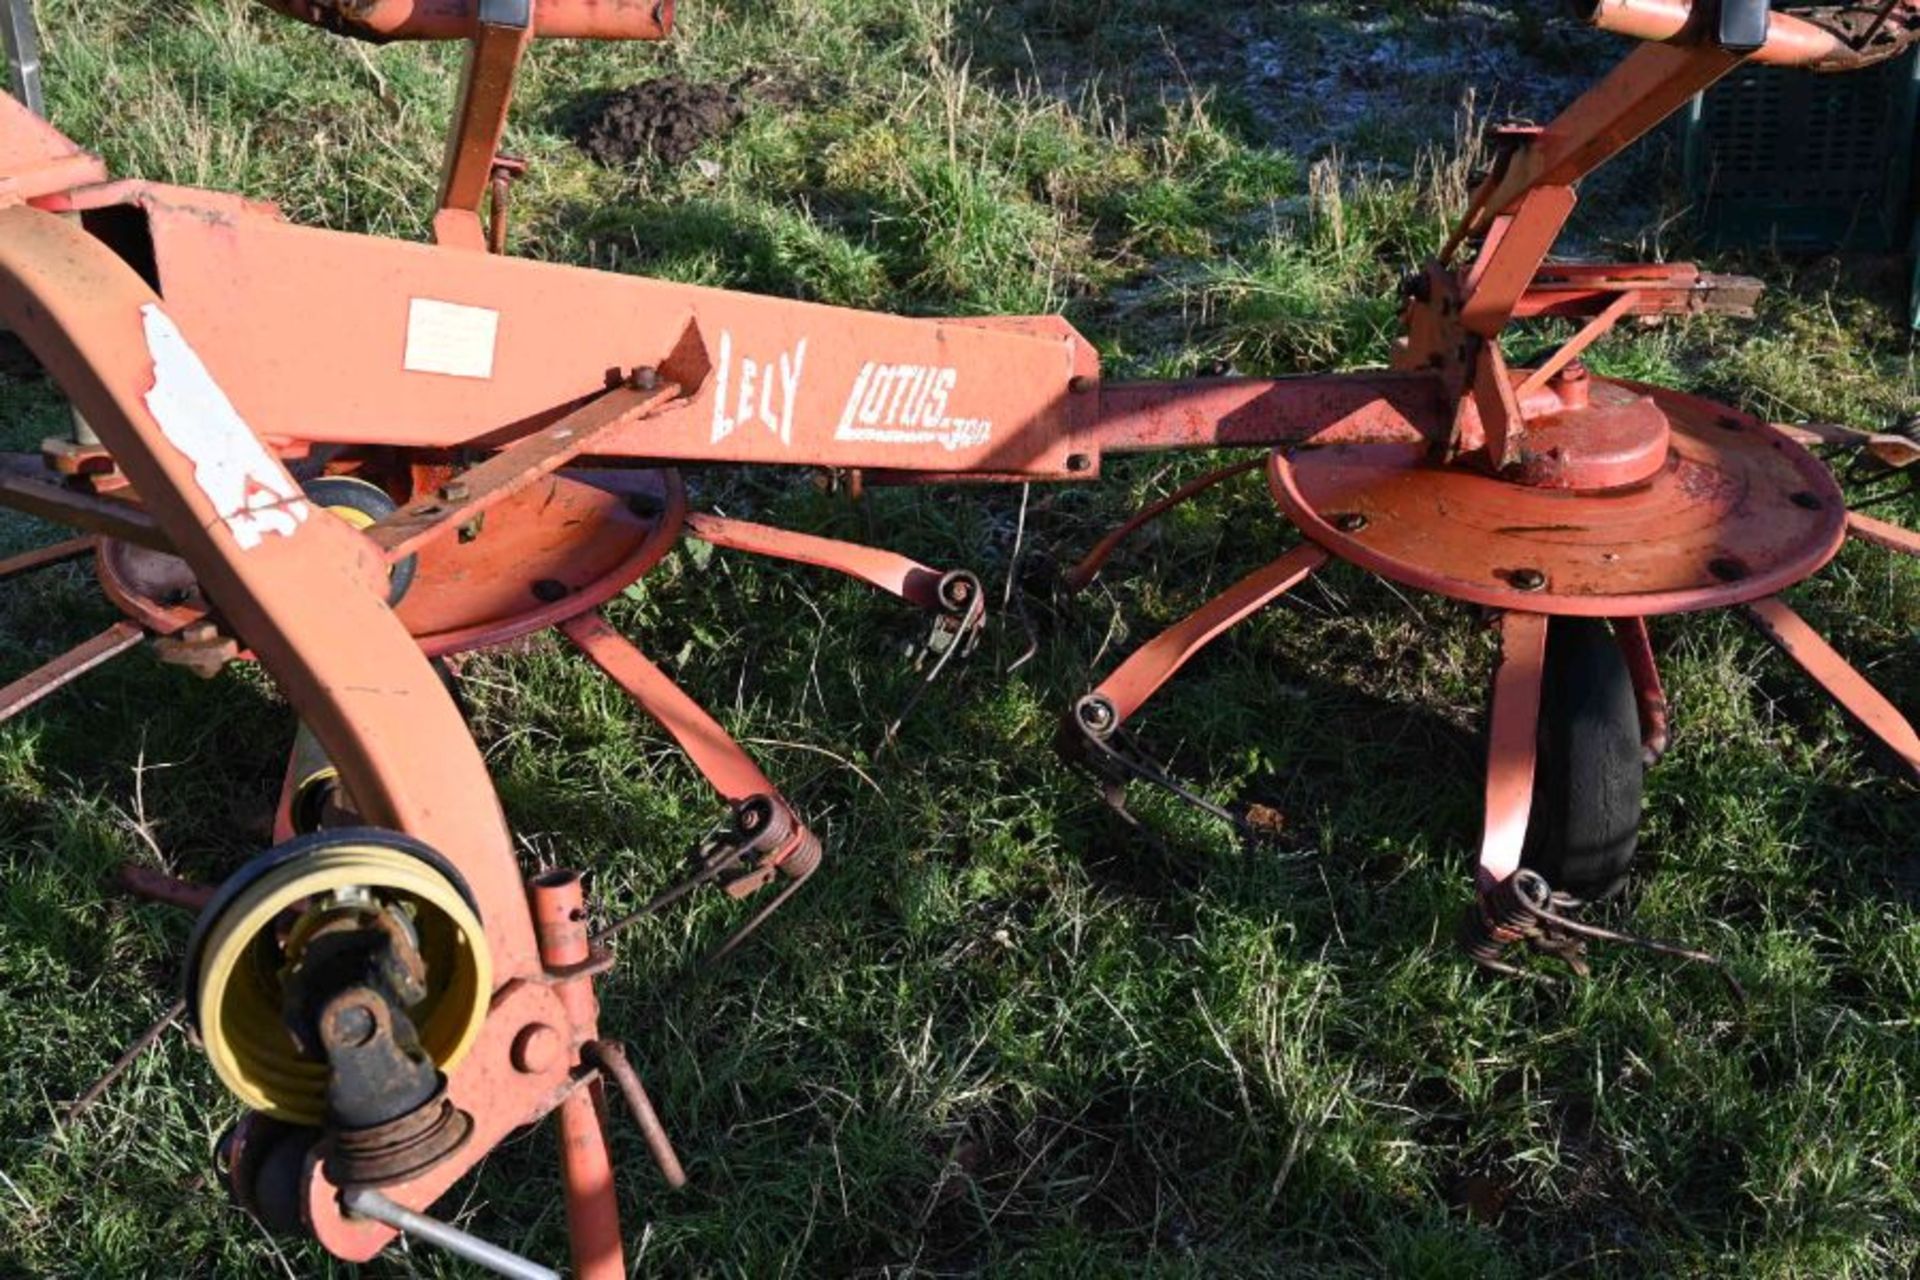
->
[571, 77, 743, 168]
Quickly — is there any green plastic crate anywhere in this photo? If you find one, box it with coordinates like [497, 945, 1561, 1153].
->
[1683, 48, 1920, 254]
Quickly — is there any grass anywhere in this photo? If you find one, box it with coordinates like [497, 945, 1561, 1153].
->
[4, 0, 1920, 1275]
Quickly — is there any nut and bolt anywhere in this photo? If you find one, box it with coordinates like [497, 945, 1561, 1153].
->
[1332, 513, 1369, 534]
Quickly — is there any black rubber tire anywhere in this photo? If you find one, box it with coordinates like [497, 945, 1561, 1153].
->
[1518, 617, 1645, 902]
[302, 475, 417, 605]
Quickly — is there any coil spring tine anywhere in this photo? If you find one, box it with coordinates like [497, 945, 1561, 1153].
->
[1527, 896, 1746, 1001]
[1462, 869, 1744, 999]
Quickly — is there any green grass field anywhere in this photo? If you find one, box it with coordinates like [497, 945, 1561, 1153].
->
[4, 0, 1920, 1275]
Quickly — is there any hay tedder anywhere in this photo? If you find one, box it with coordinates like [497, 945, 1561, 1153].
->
[2, 0, 1918, 1272]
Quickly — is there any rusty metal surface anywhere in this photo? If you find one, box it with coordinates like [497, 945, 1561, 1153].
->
[1515, 263, 1763, 320]
[306, 979, 582, 1261]
[369, 382, 685, 562]
[0, 621, 144, 723]
[1062, 458, 1264, 593]
[1744, 595, 1920, 782]
[1501, 373, 1673, 490]
[96, 469, 687, 657]
[436, 13, 532, 232]
[0, 534, 92, 581]
[1089, 374, 1438, 455]
[398, 471, 685, 655]
[0, 452, 167, 550]
[1582, 0, 1901, 69]
[117, 863, 217, 913]
[583, 1041, 686, 1189]
[1272, 383, 1846, 617]
[1611, 616, 1671, 762]
[94, 538, 208, 633]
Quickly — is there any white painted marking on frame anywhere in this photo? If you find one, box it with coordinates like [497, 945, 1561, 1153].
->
[833, 361, 992, 452]
[141, 304, 311, 551]
[710, 330, 808, 447]
[403, 297, 499, 379]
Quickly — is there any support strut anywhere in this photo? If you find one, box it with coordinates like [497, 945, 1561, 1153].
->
[1475, 611, 1547, 889]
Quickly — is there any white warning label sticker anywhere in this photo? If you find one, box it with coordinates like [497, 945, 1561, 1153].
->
[403, 298, 499, 380]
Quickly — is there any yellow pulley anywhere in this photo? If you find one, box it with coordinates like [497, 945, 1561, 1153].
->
[187, 829, 491, 1124]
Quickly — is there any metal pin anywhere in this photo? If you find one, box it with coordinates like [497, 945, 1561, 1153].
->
[339, 1187, 561, 1280]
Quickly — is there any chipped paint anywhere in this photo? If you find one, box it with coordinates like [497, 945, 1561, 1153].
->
[141, 303, 310, 549]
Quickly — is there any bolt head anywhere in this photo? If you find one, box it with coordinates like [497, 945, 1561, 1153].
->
[1078, 699, 1115, 732]
[1510, 568, 1547, 592]
[327, 1002, 378, 1049]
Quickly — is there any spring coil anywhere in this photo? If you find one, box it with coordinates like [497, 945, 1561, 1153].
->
[1459, 869, 1559, 971]
[1460, 868, 1745, 998]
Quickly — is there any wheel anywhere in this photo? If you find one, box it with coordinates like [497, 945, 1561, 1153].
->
[1519, 617, 1644, 902]
[185, 829, 491, 1124]
[303, 475, 417, 604]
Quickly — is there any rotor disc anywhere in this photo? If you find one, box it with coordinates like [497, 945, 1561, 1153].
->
[1270, 383, 1846, 616]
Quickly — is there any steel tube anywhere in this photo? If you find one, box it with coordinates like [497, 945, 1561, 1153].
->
[1579, 0, 1851, 67]
[530, 871, 626, 1280]
[0, 622, 144, 723]
[586, 1041, 688, 1189]
[1, 0, 45, 115]
[253, 0, 672, 41]
[339, 1188, 559, 1280]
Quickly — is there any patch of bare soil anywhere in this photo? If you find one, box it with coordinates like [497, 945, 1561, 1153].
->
[571, 77, 744, 167]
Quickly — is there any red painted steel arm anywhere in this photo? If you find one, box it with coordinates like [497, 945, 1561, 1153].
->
[0, 205, 624, 1264]
[559, 610, 783, 803]
[0, 93, 106, 202]
[1456, 40, 1749, 343]
[253, 0, 673, 41]
[1611, 617, 1671, 763]
[683, 512, 960, 611]
[1846, 509, 1920, 558]
[1085, 374, 1439, 455]
[0, 205, 534, 967]
[1062, 458, 1265, 593]
[1477, 611, 1547, 888]
[1745, 596, 1920, 782]
[1089, 543, 1329, 727]
[1583, 0, 1862, 67]
[1514, 263, 1762, 319]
